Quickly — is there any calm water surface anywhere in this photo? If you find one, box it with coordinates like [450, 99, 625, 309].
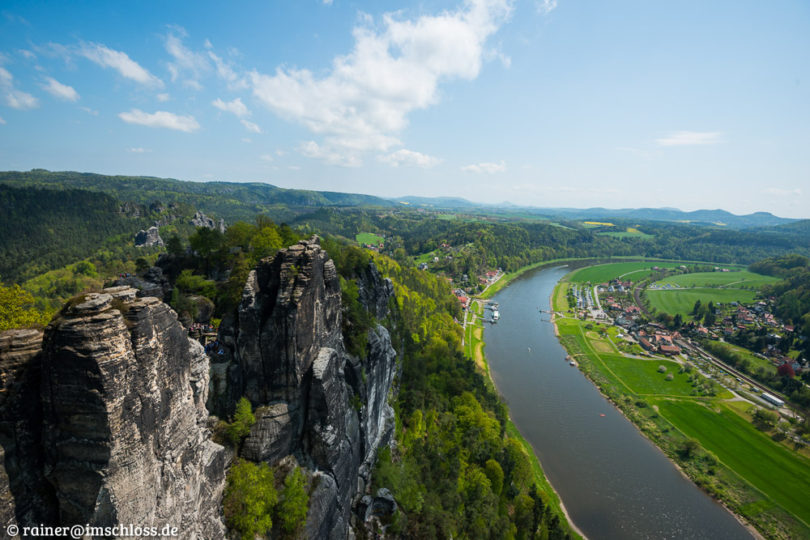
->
[485, 265, 753, 540]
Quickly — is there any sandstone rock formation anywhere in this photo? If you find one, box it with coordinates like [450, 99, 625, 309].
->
[191, 211, 226, 233]
[212, 236, 399, 538]
[134, 225, 164, 247]
[0, 287, 228, 538]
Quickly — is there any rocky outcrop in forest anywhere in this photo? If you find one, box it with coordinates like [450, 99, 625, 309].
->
[134, 225, 164, 247]
[0, 287, 228, 538]
[211, 236, 399, 538]
[191, 211, 226, 233]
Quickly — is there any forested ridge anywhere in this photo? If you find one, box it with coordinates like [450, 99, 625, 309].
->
[0, 185, 148, 282]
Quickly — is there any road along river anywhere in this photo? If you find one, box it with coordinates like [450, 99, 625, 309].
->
[484, 265, 753, 540]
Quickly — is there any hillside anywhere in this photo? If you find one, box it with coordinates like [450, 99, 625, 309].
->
[0, 169, 396, 223]
[0, 185, 148, 282]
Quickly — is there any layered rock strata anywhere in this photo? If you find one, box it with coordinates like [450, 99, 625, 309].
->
[0, 287, 228, 538]
[212, 236, 399, 538]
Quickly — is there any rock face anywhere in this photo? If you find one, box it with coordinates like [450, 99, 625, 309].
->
[113, 265, 171, 300]
[0, 288, 228, 538]
[134, 225, 164, 247]
[191, 211, 226, 233]
[212, 236, 398, 538]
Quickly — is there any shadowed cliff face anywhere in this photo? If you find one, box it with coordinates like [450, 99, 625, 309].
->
[0, 287, 228, 538]
[213, 236, 399, 539]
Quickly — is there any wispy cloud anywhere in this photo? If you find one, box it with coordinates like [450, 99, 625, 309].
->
[259, 153, 274, 162]
[80, 106, 98, 116]
[461, 160, 506, 174]
[41, 76, 79, 101]
[0, 116, 5, 124]
[241, 119, 261, 133]
[537, 0, 558, 14]
[128, 147, 150, 153]
[0, 66, 38, 109]
[165, 28, 210, 88]
[250, 0, 513, 155]
[299, 140, 361, 167]
[80, 42, 163, 88]
[379, 148, 441, 168]
[656, 131, 722, 146]
[118, 109, 199, 132]
[212, 97, 248, 117]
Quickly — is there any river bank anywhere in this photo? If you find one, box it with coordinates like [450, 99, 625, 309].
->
[481, 264, 763, 539]
[550, 276, 804, 539]
[463, 297, 586, 540]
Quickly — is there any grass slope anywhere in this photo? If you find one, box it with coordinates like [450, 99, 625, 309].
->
[569, 261, 684, 284]
[646, 288, 757, 318]
[355, 232, 384, 246]
[653, 270, 778, 289]
[656, 399, 810, 527]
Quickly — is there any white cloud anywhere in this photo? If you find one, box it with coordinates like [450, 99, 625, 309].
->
[260, 153, 274, 162]
[208, 50, 248, 90]
[165, 30, 210, 88]
[461, 160, 506, 174]
[118, 109, 200, 132]
[18, 49, 36, 60]
[241, 119, 262, 133]
[656, 131, 722, 146]
[80, 106, 98, 116]
[241, 137, 252, 143]
[80, 42, 163, 88]
[323, 0, 334, 4]
[0, 116, 5, 124]
[288, 165, 301, 171]
[41, 76, 79, 101]
[379, 148, 441, 168]
[157, 93, 170, 102]
[0, 66, 39, 110]
[299, 140, 361, 167]
[250, 0, 512, 153]
[212, 97, 249, 117]
[128, 147, 150, 153]
[537, 0, 558, 14]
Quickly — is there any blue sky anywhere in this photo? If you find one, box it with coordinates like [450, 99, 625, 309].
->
[1, 0, 808, 217]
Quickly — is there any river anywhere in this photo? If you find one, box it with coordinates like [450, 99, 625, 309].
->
[485, 265, 753, 540]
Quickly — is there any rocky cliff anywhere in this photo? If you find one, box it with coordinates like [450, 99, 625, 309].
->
[1, 236, 398, 539]
[211, 236, 399, 538]
[0, 287, 228, 538]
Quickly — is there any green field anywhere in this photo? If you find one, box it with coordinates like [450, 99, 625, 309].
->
[656, 399, 810, 526]
[598, 227, 654, 239]
[646, 287, 757, 318]
[355, 232, 384, 246]
[653, 271, 778, 289]
[599, 354, 696, 396]
[569, 261, 685, 284]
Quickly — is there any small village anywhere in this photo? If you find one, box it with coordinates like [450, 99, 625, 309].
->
[567, 274, 808, 421]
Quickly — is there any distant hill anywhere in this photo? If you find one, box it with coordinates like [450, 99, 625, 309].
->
[517, 207, 796, 229]
[392, 195, 478, 208]
[0, 169, 799, 230]
[386, 195, 796, 229]
[0, 169, 396, 223]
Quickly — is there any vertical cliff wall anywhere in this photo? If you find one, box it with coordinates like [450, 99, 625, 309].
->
[0, 287, 228, 538]
[211, 236, 399, 538]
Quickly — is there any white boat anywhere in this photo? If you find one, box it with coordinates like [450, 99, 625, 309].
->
[492, 310, 500, 320]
